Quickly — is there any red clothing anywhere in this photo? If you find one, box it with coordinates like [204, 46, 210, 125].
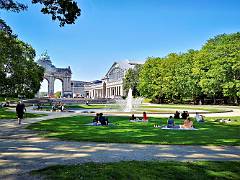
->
[143, 113, 148, 121]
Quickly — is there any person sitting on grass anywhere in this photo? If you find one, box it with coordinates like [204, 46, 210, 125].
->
[99, 113, 109, 125]
[60, 103, 65, 112]
[181, 117, 193, 129]
[167, 116, 175, 128]
[93, 113, 100, 125]
[174, 111, 180, 119]
[129, 114, 136, 121]
[195, 112, 204, 122]
[143, 112, 148, 121]
[181, 111, 188, 119]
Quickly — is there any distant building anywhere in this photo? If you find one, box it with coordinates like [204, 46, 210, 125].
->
[71, 80, 88, 98]
[38, 52, 142, 99]
[84, 60, 142, 99]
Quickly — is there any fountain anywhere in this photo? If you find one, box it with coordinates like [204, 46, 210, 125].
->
[115, 88, 143, 112]
[125, 88, 133, 112]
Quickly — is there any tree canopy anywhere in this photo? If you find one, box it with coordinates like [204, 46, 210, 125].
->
[138, 32, 240, 104]
[123, 64, 142, 97]
[0, 22, 44, 98]
[0, 0, 81, 26]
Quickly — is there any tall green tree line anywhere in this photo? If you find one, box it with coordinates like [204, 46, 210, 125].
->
[124, 32, 240, 104]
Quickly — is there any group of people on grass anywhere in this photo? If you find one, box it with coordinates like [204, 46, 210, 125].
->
[128, 111, 203, 129]
[0, 100, 10, 108]
[52, 102, 65, 112]
[167, 116, 193, 129]
[167, 112, 205, 129]
[173, 111, 189, 119]
[93, 113, 109, 126]
[129, 112, 148, 122]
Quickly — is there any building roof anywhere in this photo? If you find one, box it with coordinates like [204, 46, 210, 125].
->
[103, 60, 142, 79]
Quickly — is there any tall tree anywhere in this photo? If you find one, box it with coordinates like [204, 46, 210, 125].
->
[195, 33, 240, 104]
[123, 64, 142, 97]
[138, 57, 164, 103]
[0, 22, 44, 98]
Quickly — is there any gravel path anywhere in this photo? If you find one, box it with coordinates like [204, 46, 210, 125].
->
[0, 107, 240, 180]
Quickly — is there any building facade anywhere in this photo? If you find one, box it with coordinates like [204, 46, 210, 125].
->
[37, 52, 73, 98]
[38, 53, 141, 99]
[84, 61, 140, 99]
[71, 80, 88, 97]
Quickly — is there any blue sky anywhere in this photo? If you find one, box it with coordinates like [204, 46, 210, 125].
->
[1, 0, 240, 83]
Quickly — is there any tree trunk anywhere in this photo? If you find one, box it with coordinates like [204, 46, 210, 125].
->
[213, 96, 216, 105]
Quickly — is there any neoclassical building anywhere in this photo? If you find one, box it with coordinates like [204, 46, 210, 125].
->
[83, 61, 140, 99]
[37, 52, 141, 99]
[37, 52, 73, 98]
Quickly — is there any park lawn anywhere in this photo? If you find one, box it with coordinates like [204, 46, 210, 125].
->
[31, 161, 240, 180]
[65, 104, 110, 109]
[27, 115, 240, 146]
[0, 97, 18, 102]
[0, 108, 47, 119]
[139, 105, 228, 113]
[40, 104, 109, 110]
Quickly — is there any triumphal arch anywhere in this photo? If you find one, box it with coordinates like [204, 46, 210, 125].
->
[37, 52, 73, 98]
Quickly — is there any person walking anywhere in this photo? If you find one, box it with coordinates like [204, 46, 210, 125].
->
[16, 101, 26, 125]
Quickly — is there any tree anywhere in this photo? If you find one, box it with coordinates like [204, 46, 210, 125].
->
[138, 32, 240, 104]
[195, 33, 240, 104]
[138, 57, 164, 103]
[0, 0, 81, 26]
[54, 91, 61, 98]
[123, 64, 142, 97]
[0, 23, 44, 98]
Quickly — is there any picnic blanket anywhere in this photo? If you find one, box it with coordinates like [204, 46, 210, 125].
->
[85, 123, 114, 126]
[129, 119, 148, 122]
[161, 126, 198, 130]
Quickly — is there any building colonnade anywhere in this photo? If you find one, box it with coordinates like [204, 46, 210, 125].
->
[86, 85, 123, 99]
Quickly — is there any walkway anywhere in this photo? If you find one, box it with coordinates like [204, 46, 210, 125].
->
[0, 109, 239, 179]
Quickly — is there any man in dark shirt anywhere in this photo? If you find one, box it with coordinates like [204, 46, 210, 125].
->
[16, 101, 26, 125]
[99, 113, 109, 125]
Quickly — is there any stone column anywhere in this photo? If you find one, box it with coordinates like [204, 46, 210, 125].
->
[48, 76, 55, 97]
[119, 86, 121, 96]
[62, 77, 72, 97]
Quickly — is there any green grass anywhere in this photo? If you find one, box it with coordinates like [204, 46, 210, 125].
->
[0, 97, 18, 102]
[27, 115, 240, 146]
[0, 108, 47, 119]
[39, 104, 109, 110]
[66, 104, 110, 109]
[139, 105, 228, 113]
[31, 161, 240, 180]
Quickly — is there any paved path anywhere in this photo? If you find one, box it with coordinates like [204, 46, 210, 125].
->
[0, 108, 240, 179]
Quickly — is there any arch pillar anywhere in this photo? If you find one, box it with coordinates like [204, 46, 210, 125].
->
[62, 77, 72, 98]
[48, 76, 55, 97]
